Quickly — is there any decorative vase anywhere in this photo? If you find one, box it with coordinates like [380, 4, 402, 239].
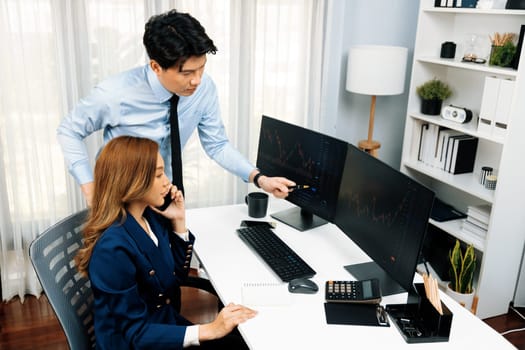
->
[420, 98, 443, 115]
[446, 284, 475, 311]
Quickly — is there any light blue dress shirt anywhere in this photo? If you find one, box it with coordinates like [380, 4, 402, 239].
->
[57, 64, 254, 185]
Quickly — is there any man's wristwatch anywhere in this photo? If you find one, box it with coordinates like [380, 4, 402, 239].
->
[253, 172, 264, 188]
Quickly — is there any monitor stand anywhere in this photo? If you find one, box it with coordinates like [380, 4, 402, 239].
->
[271, 207, 327, 232]
[344, 261, 405, 296]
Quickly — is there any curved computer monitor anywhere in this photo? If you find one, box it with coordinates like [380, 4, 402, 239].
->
[256, 115, 348, 231]
[334, 144, 435, 296]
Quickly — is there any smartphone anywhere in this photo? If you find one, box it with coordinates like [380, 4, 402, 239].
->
[240, 220, 276, 229]
[156, 193, 172, 211]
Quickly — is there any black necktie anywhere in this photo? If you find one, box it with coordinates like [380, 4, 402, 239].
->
[169, 94, 184, 195]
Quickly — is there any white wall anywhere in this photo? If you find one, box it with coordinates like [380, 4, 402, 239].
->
[321, 0, 420, 168]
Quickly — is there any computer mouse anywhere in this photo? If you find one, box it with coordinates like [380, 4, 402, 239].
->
[288, 278, 319, 294]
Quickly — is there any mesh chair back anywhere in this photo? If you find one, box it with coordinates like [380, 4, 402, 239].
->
[29, 209, 95, 350]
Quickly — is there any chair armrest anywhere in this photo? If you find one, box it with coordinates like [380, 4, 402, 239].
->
[182, 276, 217, 297]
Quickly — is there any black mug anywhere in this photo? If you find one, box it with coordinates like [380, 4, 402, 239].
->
[245, 192, 269, 218]
[440, 41, 456, 59]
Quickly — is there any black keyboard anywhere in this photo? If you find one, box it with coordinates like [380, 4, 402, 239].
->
[237, 225, 316, 282]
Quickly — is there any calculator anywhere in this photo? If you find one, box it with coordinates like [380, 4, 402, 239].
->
[325, 279, 382, 304]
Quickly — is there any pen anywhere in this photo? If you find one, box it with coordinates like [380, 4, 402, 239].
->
[288, 185, 310, 190]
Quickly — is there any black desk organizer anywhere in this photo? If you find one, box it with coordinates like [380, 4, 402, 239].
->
[385, 283, 453, 343]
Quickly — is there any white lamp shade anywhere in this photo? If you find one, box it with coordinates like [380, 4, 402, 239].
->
[346, 45, 408, 96]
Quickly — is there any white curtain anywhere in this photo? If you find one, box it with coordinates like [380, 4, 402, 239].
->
[0, 0, 325, 301]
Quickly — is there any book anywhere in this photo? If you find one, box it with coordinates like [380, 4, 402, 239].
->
[418, 123, 430, 162]
[431, 126, 447, 168]
[461, 220, 487, 238]
[466, 215, 489, 230]
[436, 129, 462, 170]
[444, 134, 471, 172]
[456, 228, 485, 251]
[421, 124, 440, 166]
[449, 136, 478, 174]
[467, 204, 491, 223]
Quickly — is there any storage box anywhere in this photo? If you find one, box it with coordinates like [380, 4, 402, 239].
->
[386, 283, 453, 343]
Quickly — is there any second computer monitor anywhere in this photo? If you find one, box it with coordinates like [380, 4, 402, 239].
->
[334, 144, 435, 295]
[256, 115, 348, 231]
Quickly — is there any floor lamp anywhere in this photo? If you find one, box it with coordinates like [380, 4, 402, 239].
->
[346, 45, 408, 157]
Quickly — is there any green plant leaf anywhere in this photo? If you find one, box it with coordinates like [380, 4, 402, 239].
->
[449, 240, 462, 291]
[416, 78, 452, 100]
[449, 240, 476, 294]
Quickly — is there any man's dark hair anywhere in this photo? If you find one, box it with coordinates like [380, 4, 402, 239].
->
[143, 10, 217, 70]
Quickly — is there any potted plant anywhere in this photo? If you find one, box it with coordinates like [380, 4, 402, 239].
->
[416, 78, 452, 115]
[489, 41, 517, 67]
[489, 32, 517, 67]
[446, 239, 476, 310]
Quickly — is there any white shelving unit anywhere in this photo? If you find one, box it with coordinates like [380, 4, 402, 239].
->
[401, 0, 525, 319]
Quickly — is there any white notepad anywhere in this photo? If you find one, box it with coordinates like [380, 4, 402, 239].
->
[241, 282, 290, 306]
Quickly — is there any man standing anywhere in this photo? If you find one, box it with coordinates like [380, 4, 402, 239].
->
[57, 9, 293, 205]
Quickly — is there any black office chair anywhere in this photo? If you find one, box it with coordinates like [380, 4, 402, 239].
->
[29, 209, 217, 350]
[29, 209, 95, 350]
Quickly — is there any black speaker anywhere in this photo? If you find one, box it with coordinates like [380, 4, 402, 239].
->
[506, 0, 525, 9]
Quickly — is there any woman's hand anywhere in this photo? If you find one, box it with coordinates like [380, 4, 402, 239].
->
[199, 303, 257, 341]
[151, 185, 186, 232]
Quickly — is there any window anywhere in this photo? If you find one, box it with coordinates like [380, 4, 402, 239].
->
[0, 0, 324, 300]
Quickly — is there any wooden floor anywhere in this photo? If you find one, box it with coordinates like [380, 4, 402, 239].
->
[2, 284, 525, 349]
[0, 279, 219, 350]
[484, 306, 525, 349]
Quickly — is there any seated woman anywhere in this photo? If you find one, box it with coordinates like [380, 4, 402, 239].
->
[75, 136, 256, 349]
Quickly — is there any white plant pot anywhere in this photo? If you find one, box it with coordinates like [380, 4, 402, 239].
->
[446, 284, 475, 311]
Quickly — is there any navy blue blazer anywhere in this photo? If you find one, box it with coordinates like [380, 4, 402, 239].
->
[89, 208, 196, 349]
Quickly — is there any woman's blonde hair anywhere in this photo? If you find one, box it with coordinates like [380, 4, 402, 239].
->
[76, 136, 159, 276]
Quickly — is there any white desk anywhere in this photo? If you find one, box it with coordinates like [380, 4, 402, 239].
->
[186, 200, 515, 349]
